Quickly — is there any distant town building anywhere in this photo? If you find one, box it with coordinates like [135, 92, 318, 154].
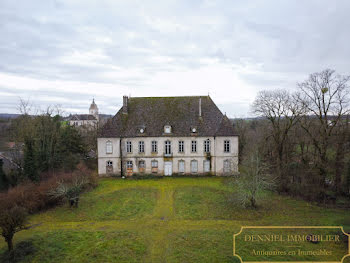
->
[67, 99, 99, 127]
[97, 96, 239, 176]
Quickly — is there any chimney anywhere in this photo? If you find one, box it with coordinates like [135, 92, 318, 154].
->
[123, 96, 128, 114]
[199, 98, 202, 117]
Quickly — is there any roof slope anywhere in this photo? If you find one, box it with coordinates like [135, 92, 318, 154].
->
[68, 114, 97, 121]
[99, 96, 237, 137]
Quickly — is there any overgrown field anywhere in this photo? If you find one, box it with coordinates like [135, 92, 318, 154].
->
[1, 177, 349, 262]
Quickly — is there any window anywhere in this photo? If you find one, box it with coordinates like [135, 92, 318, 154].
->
[139, 160, 145, 173]
[178, 160, 185, 173]
[191, 141, 197, 153]
[139, 141, 145, 153]
[126, 160, 133, 176]
[151, 160, 158, 173]
[127, 161, 133, 169]
[224, 140, 230, 153]
[204, 160, 210, 172]
[178, 141, 184, 153]
[106, 160, 113, 173]
[223, 159, 231, 173]
[191, 160, 198, 173]
[151, 160, 158, 168]
[204, 139, 210, 153]
[165, 140, 172, 155]
[126, 141, 132, 153]
[164, 125, 171, 133]
[106, 141, 113, 154]
[152, 141, 157, 153]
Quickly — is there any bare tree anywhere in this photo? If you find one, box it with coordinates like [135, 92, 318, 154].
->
[296, 69, 350, 196]
[0, 206, 28, 251]
[252, 89, 304, 191]
[235, 150, 276, 208]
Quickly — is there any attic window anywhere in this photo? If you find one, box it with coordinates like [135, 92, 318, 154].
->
[139, 128, 145, 134]
[191, 127, 197, 133]
[164, 125, 171, 134]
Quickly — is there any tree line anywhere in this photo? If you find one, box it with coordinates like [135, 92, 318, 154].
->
[236, 69, 350, 203]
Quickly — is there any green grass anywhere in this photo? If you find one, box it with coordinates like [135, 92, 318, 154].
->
[31, 187, 158, 222]
[0, 177, 349, 263]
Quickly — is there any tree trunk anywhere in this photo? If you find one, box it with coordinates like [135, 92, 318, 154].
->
[6, 235, 14, 251]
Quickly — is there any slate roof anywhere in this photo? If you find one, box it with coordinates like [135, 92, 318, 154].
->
[68, 114, 97, 121]
[99, 96, 237, 138]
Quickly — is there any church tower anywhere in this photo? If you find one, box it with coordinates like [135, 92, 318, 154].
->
[89, 99, 99, 120]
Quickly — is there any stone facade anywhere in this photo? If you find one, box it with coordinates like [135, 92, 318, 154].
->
[98, 136, 238, 176]
[98, 96, 239, 176]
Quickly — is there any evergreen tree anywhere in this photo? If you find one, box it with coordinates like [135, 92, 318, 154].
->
[23, 138, 39, 182]
[0, 159, 8, 191]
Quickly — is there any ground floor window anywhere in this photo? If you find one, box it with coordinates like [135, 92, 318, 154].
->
[223, 159, 231, 173]
[203, 160, 210, 172]
[151, 160, 158, 173]
[139, 160, 145, 173]
[126, 160, 133, 176]
[178, 160, 185, 173]
[191, 160, 198, 173]
[106, 160, 113, 174]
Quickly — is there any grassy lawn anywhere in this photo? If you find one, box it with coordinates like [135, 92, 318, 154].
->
[0, 177, 349, 262]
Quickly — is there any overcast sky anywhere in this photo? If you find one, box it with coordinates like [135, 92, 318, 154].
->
[1, 0, 349, 117]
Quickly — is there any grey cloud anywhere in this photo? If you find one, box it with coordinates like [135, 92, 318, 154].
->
[1, 0, 350, 116]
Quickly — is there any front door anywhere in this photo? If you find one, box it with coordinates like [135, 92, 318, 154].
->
[164, 161, 172, 176]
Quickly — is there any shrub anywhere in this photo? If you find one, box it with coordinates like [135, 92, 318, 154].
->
[0, 164, 97, 214]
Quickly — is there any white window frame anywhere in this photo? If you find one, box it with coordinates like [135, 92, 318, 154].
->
[203, 160, 210, 172]
[126, 160, 133, 169]
[165, 140, 172, 155]
[178, 141, 184, 153]
[126, 141, 132, 153]
[178, 160, 185, 173]
[139, 160, 145, 168]
[224, 140, 230, 153]
[191, 140, 197, 153]
[139, 141, 145, 153]
[164, 125, 171, 134]
[151, 141, 158, 153]
[191, 160, 198, 173]
[151, 160, 158, 168]
[223, 159, 231, 173]
[204, 139, 210, 153]
[106, 141, 113, 154]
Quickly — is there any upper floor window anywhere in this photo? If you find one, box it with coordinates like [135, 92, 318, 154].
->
[139, 141, 145, 153]
[164, 125, 172, 134]
[224, 140, 230, 153]
[165, 140, 172, 155]
[126, 141, 132, 153]
[204, 139, 210, 153]
[178, 141, 184, 153]
[106, 141, 113, 154]
[152, 141, 158, 153]
[191, 140, 197, 153]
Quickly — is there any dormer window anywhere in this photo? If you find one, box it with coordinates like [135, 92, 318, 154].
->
[191, 127, 197, 133]
[164, 125, 171, 134]
[138, 126, 145, 134]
